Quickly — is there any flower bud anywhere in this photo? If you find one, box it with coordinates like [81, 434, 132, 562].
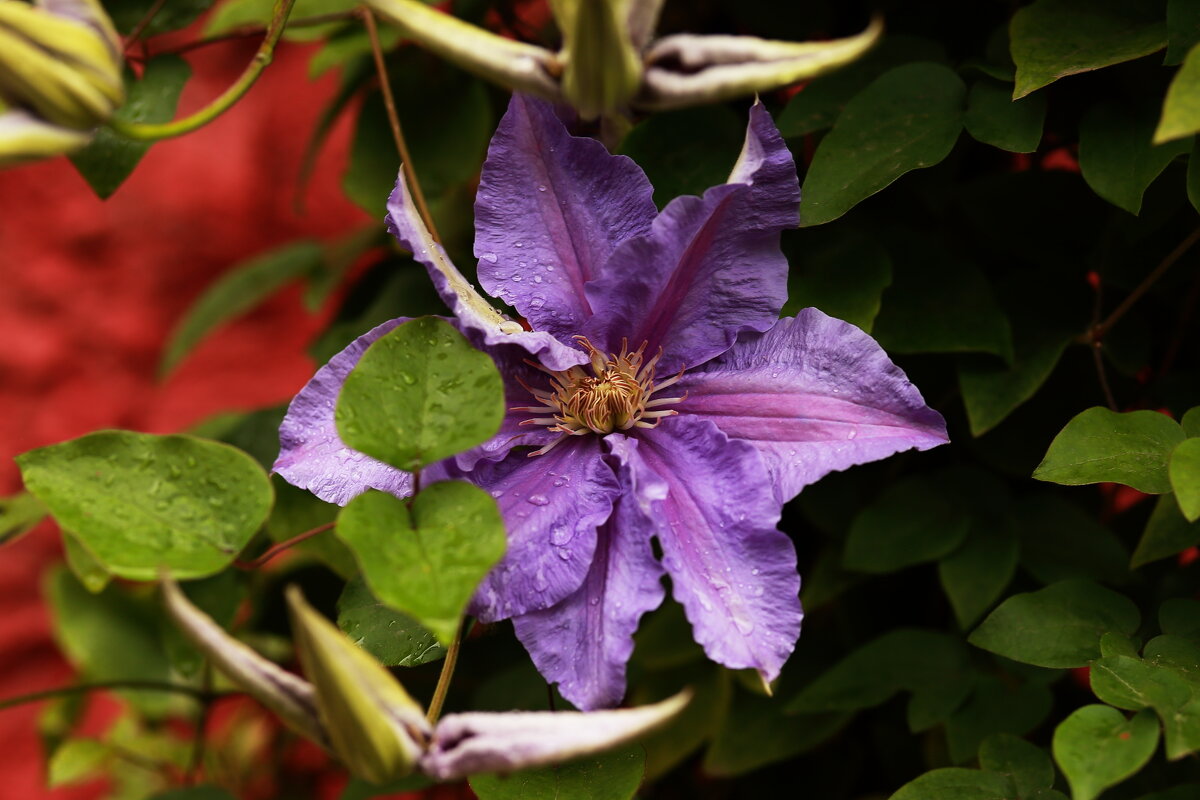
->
[551, 0, 643, 119]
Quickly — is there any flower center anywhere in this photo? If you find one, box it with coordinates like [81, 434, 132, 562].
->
[515, 337, 686, 456]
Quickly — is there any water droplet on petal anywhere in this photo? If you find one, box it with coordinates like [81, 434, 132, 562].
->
[527, 494, 550, 506]
[550, 525, 574, 545]
[733, 618, 755, 635]
[481, 252, 498, 263]
[537, 185, 547, 192]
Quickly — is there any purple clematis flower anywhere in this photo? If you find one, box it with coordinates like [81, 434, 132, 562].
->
[274, 94, 949, 711]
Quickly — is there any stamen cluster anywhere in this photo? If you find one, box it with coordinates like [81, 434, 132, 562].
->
[517, 337, 685, 456]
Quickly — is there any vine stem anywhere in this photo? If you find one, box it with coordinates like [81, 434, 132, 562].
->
[127, 12, 360, 61]
[362, 7, 441, 244]
[425, 622, 461, 724]
[122, 0, 167, 52]
[0, 680, 216, 712]
[110, 0, 299, 141]
[235, 521, 336, 570]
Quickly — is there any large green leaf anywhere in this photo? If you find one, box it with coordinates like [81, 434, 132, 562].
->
[800, 62, 966, 226]
[1079, 101, 1193, 215]
[703, 690, 849, 777]
[619, 105, 744, 208]
[959, 325, 1072, 436]
[1010, 0, 1168, 98]
[0, 491, 45, 546]
[1089, 654, 1200, 759]
[17, 432, 273, 580]
[889, 768, 1016, 800]
[978, 734, 1055, 797]
[1033, 408, 1185, 493]
[1131, 493, 1200, 567]
[938, 517, 1019, 629]
[336, 577, 445, 667]
[1052, 706, 1159, 800]
[964, 78, 1047, 153]
[843, 475, 971, 573]
[336, 317, 504, 472]
[161, 242, 324, 375]
[1168, 0, 1200, 63]
[70, 57, 191, 199]
[204, 0, 358, 41]
[780, 225, 892, 333]
[969, 580, 1140, 668]
[1170, 437, 1200, 520]
[1184, 406, 1200, 438]
[337, 482, 505, 644]
[1157, 44, 1200, 144]
[946, 677, 1054, 765]
[1014, 495, 1130, 584]
[469, 746, 644, 800]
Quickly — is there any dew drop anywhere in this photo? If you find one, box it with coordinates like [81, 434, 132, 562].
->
[550, 525, 574, 545]
[533, 275, 542, 283]
[512, 275, 522, 283]
[537, 185, 547, 192]
[514, 241, 524, 248]
[847, 428, 858, 439]
[733, 618, 755, 635]
[529, 296, 545, 309]
[527, 494, 550, 506]
[481, 252, 498, 263]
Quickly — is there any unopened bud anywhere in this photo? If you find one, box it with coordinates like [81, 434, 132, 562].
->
[552, 0, 643, 119]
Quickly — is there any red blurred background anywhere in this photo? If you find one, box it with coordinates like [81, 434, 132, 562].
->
[0, 33, 368, 797]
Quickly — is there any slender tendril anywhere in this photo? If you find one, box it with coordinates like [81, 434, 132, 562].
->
[0, 680, 217, 712]
[235, 521, 336, 570]
[122, 0, 167, 52]
[110, 0, 299, 141]
[426, 622, 462, 724]
[362, 7, 441, 243]
[127, 12, 361, 61]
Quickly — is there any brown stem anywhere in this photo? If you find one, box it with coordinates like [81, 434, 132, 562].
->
[362, 7, 441, 243]
[123, 0, 168, 52]
[426, 623, 462, 724]
[1091, 227, 1200, 343]
[235, 522, 336, 570]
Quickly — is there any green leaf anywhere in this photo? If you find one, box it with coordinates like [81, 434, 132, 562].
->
[619, 105, 744, 208]
[17, 431, 273, 580]
[1168, 0, 1200, 64]
[1101, 632, 1142, 658]
[889, 768, 1017, 800]
[1188, 138, 1200, 213]
[1089, 655, 1200, 758]
[1160, 598, 1200, 640]
[161, 242, 324, 375]
[843, 475, 971, 573]
[106, 0, 215, 35]
[1010, 0, 1168, 98]
[1033, 408, 1185, 493]
[627, 664, 728, 780]
[1015, 494, 1130, 584]
[336, 317, 504, 472]
[786, 629, 972, 715]
[800, 62, 966, 226]
[0, 491, 45, 546]
[1184, 407, 1200, 438]
[340, 776, 432, 800]
[778, 35, 949, 137]
[780, 225, 892, 332]
[969, 580, 1140, 668]
[1079, 101, 1193, 215]
[946, 677, 1054, 764]
[1157, 44, 1200, 144]
[266, 479, 356, 579]
[939, 517, 1019, 629]
[46, 568, 173, 713]
[1170, 437, 1200, 520]
[337, 482, 505, 644]
[1132, 493, 1200, 567]
[703, 689, 849, 777]
[336, 577, 445, 667]
[48, 738, 108, 787]
[63, 531, 112, 593]
[979, 734, 1055, 796]
[469, 745, 644, 800]
[204, 0, 358, 41]
[70, 57, 191, 199]
[1137, 786, 1200, 800]
[959, 324, 1072, 437]
[1053, 706, 1159, 800]
[964, 78, 1047, 153]
[148, 789, 239, 800]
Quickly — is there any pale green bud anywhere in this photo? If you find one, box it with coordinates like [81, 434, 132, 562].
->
[551, 0, 643, 119]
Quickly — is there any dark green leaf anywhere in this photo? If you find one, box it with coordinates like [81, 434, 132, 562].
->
[336, 317, 504, 472]
[1170, 437, 1200, 520]
[469, 745, 644, 800]
[964, 79, 1047, 153]
[1089, 655, 1200, 758]
[1138, 786, 1200, 800]
[1079, 101, 1192, 215]
[1052, 706, 1159, 800]
[978, 734, 1055, 796]
[888, 768, 1016, 800]
[106, 0, 215, 35]
[800, 62, 966, 226]
[17, 432, 273, 580]
[1156, 44, 1200, 144]
[703, 689, 849, 776]
[1132, 493, 1200, 567]
[1160, 598, 1200, 640]
[148, 788, 239, 800]
[161, 242, 324, 375]
[340, 776, 432, 800]
[619, 105, 744, 207]
[1188, 138, 1200, 213]
[627, 663, 728, 780]
[939, 517, 1019, 628]
[266, 479, 356, 579]
[336, 577, 445, 667]
[969, 580, 1140, 668]
[70, 57, 191, 199]
[946, 677, 1054, 764]
[778, 35, 949, 136]
[1010, 0, 1168, 98]
[1184, 407, 1200, 438]
[337, 482, 505, 644]
[63, 531, 111, 593]
[959, 326, 1072, 436]
[1101, 632, 1143, 658]
[1033, 407, 1185, 493]
[1168, 0, 1200, 64]
[1015, 494, 1131, 584]
[843, 475, 971, 573]
[780, 225, 892, 332]
[0, 491, 45, 546]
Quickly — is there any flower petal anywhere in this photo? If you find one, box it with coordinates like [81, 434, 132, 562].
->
[511, 435, 667, 711]
[637, 416, 801, 681]
[385, 171, 587, 372]
[419, 692, 690, 781]
[461, 437, 620, 622]
[584, 102, 797, 371]
[475, 95, 657, 341]
[678, 309, 950, 502]
[274, 319, 412, 506]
